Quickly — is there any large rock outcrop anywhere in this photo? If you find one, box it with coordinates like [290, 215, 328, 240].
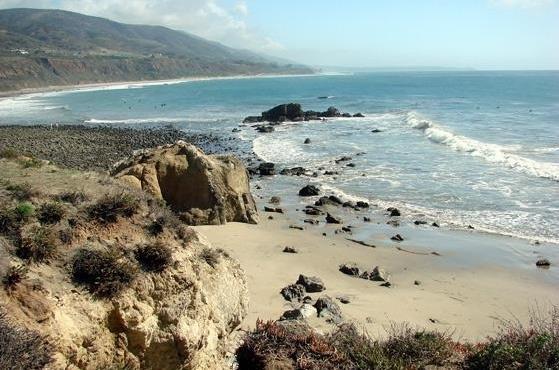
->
[112, 142, 258, 225]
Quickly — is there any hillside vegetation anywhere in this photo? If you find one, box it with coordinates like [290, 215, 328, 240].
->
[0, 8, 312, 91]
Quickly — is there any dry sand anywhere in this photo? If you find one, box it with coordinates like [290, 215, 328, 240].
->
[195, 213, 559, 341]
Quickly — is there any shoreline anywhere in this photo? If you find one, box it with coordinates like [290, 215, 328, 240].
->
[0, 72, 321, 100]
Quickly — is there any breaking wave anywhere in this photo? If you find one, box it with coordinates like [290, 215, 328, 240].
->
[405, 111, 559, 181]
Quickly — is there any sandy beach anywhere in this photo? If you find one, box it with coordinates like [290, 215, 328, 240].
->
[196, 211, 559, 341]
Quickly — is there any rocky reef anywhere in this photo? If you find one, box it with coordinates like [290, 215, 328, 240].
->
[243, 103, 365, 124]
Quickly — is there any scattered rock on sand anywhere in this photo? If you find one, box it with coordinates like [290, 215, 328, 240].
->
[362, 266, 390, 282]
[314, 296, 343, 323]
[269, 196, 281, 204]
[280, 309, 304, 321]
[280, 167, 307, 176]
[299, 185, 320, 197]
[536, 259, 551, 268]
[391, 234, 404, 242]
[283, 246, 298, 254]
[296, 274, 326, 293]
[356, 201, 369, 208]
[414, 220, 428, 225]
[304, 207, 323, 216]
[264, 206, 284, 213]
[326, 213, 342, 224]
[289, 225, 304, 230]
[304, 219, 319, 225]
[387, 220, 400, 227]
[337, 296, 351, 304]
[339, 263, 361, 276]
[414, 280, 422, 285]
[280, 284, 306, 302]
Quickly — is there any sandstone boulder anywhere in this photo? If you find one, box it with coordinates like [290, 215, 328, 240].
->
[112, 142, 258, 225]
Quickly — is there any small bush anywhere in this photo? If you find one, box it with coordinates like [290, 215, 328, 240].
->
[71, 249, 137, 298]
[16, 226, 58, 263]
[0, 208, 19, 236]
[383, 324, 455, 368]
[2, 265, 28, 291]
[465, 307, 559, 369]
[37, 202, 65, 224]
[88, 193, 140, 224]
[135, 242, 173, 272]
[0, 312, 53, 370]
[59, 228, 74, 244]
[18, 157, 43, 169]
[14, 202, 35, 221]
[0, 148, 19, 159]
[6, 183, 39, 201]
[55, 191, 89, 205]
[200, 247, 221, 268]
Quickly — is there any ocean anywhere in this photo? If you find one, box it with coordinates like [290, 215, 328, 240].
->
[1, 71, 558, 244]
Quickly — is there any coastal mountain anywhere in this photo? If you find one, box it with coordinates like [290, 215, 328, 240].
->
[0, 8, 312, 91]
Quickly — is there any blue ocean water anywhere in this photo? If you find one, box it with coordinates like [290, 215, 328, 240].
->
[1, 71, 558, 243]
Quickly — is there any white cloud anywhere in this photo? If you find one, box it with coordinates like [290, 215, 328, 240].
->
[234, 1, 248, 16]
[0, 0, 282, 52]
[490, 0, 555, 8]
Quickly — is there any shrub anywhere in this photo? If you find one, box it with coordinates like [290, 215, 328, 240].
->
[465, 307, 559, 369]
[382, 324, 456, 368]
[0, 208, 18, 236]
[6, 183, 39, 201]
[58, 228, 74, 244]
[200, 247, 221, 268]
[0, 148, 19, 159]
[71, 249, 137, 298]
[16, 226, 58, 263]
[88, 193, 140, 224]
[2, 265, 28, 291]
[135, 242, 173, 272]
[0, 312, 53, 370]
[55, 191, 89, 205]
[37, 202, 65, 224]
[18, 157, 43, 169]
[14, 202, 35, 221]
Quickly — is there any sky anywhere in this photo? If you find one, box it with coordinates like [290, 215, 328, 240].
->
[0, 0, 558, 70]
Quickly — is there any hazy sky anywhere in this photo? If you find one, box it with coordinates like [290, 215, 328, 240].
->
[1, 0, 558, 69]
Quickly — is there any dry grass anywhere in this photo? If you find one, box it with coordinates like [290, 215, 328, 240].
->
[6, 182, 39, 201]
[0, 148, 19, 159]
[71, 248, 137, 298]
[55, 190, 89, 205]
[88, 193, 140, 224]
[2, 265, 28, 291]
[135, 242, 173, 272]
[200, 247, 221, 268]
[0, 312, 53, 370]
[37, 202, 66, 224]
[16, 225, 58, 263]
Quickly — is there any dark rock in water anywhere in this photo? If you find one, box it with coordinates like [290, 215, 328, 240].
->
[262, 103, 304, 122]
[231, 128, 241, 133]
[304, 219, 319, 225]
[346, 163, 356, 168]
[299, 185, 320, 197]
[536, 259, 551, 268]
[335, 156, 352, 164]
[283, 246, 298, 254]
[297, 274, 326, 293]
[391, 234, 404, 242]
[256, 125, 275, 133]
[321, 106, 341, 118]
[432, 222, 440, 227]
[269, 196, 281, 204]
[304, 207, 322, 216]
[315, 196, 338, 207]
[280, 284, 306, 302]
[341, 226, 352, 233]
[314, 296, 343, 322]
[281, 167, 306, 176]
[318, 96, 329, 99]
[304, 138, 311, 144]
[387, 207, 401, 217]
[387, 220, 400, 227]
[468, 225, 475, 229]
[342, 113, 352, 118]
[326, 213, 342, 224]
[259, 162, 275, 176]
[339, 263, 360, 276]
[356, 201, 369, 208]
[414, 220, 428, 225]
[343, 201, 356, 209]
[363, 216, 371, 222]
[371, 129, 382, 133]
[353, 113, 365, 118]
[323, 170, 339, 176]
[329, 195, 343, 205]
[243, 116, 262, 123]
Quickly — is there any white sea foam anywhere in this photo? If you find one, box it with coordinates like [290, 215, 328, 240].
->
[406, 111, 559, 181]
